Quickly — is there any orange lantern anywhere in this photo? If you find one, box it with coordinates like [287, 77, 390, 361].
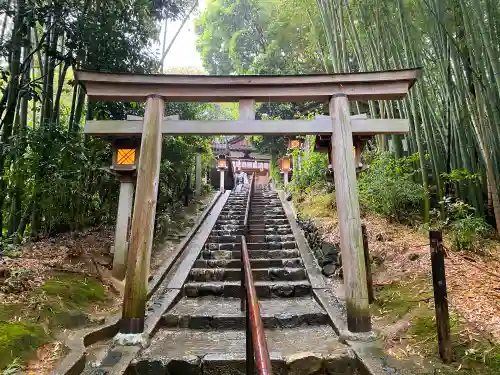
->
[280, 156, 291, 172]
[112, 140, 140, 172]
[216, 154, 228, 170]
[289, 138, 302, 149]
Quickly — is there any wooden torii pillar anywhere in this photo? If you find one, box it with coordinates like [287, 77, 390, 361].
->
[76, 68, 420, 337]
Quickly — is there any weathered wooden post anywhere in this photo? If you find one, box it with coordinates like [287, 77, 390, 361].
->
[109, 140, 140, 280]
[195, 153, 202, 197]
[216, 154, 228, 193]
[361, 224, 374, 304]
[112, 176, 135, 280]
[239, 98, 255, 121]
[330, 94, 371, 333]
[430, 230, 452, 363]
[120, 95, 164, 335]
[184, 173, 191, 206]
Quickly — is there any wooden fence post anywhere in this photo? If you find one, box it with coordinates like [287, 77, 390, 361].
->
[429, 230, 452, 363]
[330, 94, 371, 332]
[361, 224, 374, 304]
[184, 173, 191, 206]
[195, 153, 202, 197]
[120, 95, 164, 334]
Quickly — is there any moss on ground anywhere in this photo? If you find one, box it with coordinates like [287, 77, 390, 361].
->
[0, 322, 49, 369]
[373, 278, 433, 323]
[42, 274, 107, 307]
[0, 274, 111, 371]
[295, 190, 336, 219]
[373, 279, 499, 375]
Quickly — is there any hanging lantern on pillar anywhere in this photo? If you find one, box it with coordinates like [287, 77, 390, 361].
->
[216, 154, 228, 170]
[288, 137, 302, 150]
[326, 135, 368, 172]
[111, 139, 140, 172]
[280, 155, 291, 173]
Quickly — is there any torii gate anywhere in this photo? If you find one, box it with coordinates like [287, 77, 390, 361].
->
[76, 68, 420, 337]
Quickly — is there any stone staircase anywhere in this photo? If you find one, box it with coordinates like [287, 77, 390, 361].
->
[134, 188, 357, 374]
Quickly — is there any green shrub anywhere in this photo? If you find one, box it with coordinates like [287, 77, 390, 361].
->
[358, 152, 424, 222]
[439, 199, 493, 253]
[450, 215, 491, 252]
[289, 148, 329, 194]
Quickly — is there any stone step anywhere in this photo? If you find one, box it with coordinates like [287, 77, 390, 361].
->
[215, 220, 244, 225]
[210, 229, 245, 236]
[212, 225, 244, 231]
[251, 213, 286, 218]
[247, 234, 296, 243]
[134, 326, 356, 375]
[247, 242, 297, 250]
[183, 280, 311, 298]
[252, 215, 287, 220]
[248, 226, 291, 231]
[206, 235, 241, 243]
[188, 268, 307, 282]
[251, 205, 282, 210]
[200, 249, 300, 260]
[218, 215, 245, 220]
[252, 201, 279, 204]
[249, 228, 293, 235]
[162, 297, 327, 329]
[250, 219, 289, 225]
[204, 242, 242, 251]
[193, 258, 304, 269]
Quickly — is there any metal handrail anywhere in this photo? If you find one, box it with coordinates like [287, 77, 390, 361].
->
[241, 173, 272, 375]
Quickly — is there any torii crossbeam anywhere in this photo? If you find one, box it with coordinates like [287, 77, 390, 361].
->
[76, 68, 421, 338]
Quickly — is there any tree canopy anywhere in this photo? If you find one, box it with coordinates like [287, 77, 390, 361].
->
[0, 0, 207, 244]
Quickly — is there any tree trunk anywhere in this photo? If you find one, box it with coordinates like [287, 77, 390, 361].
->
[72, 85, 86, 131]
[8, 31, 31, 236]
[52, 60, 70, 123]
[15, 199, 33, 245]
[0, 0, 25, 238]
[41, 23, 57, 124]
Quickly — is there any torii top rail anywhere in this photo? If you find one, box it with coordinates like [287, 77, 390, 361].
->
[75, 68, 420, 337]
[75, 68, 419, 102]
[77, 69, 420, 137]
